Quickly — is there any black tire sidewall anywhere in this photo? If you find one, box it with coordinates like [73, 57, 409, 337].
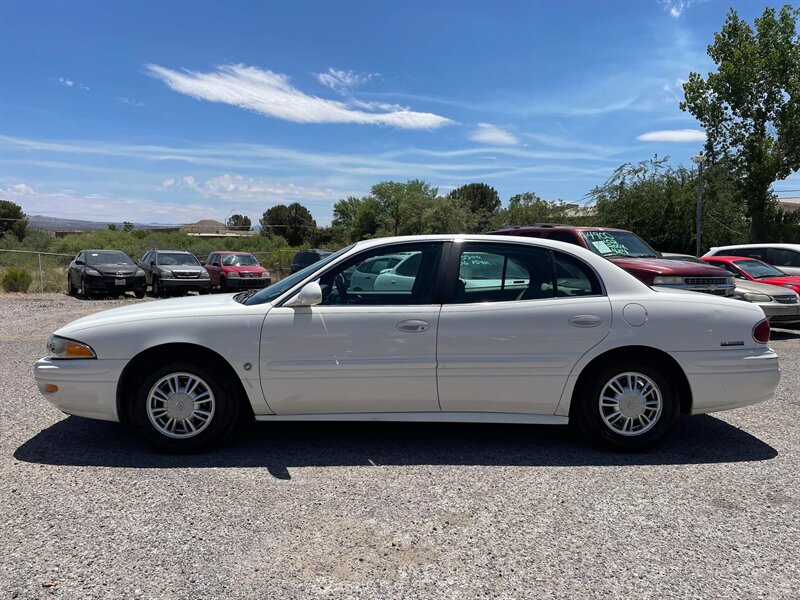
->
[125, 359, 241, 452]
[578, 362, 679, 450]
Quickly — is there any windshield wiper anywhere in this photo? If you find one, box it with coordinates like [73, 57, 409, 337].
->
[234, 289, 259, 304]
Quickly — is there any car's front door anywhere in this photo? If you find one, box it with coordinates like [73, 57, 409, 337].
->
[140, 252, 153, 286]
[206, 253, 221, 285]
[259, 242, 446, 414]
[437, 242, 613, 415]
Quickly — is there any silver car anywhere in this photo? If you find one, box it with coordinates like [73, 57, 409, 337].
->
[663, 253, 800, 325]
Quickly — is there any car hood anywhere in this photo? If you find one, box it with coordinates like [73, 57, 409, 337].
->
[757, 275, 800, 287]
[88, 263, 140, 276]
[609, 257, 729, 276]
[734, 279, 799, 296]
[56, 294, 256, 336]
[223, 265, 268, 274]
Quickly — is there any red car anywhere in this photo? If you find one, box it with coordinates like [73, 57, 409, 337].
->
[701, 256, 800, 294]
[203, 251, 271, 292]
[490, 224, 735, 295]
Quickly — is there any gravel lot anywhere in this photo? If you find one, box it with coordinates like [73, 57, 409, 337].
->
[1, 293, 798, 599]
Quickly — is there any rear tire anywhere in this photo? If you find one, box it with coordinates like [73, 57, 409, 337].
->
[574, 361, 679, 450]
[123, 357, 242, 452]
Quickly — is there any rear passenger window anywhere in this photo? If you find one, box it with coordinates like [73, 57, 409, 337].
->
[553, 252, 603, 296]
[771, 249, 800, 268]
[454, 243, 555, 303]
[729, 248, 767, 261]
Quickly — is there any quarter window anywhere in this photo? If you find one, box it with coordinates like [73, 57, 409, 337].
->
[553, 252, 603, 296]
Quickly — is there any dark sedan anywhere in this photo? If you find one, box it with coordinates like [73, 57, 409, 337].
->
[67, 250, 146, 299]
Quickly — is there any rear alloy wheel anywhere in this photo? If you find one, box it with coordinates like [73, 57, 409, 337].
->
[576, 362, 678, 450]
[126, 359, 242, 452]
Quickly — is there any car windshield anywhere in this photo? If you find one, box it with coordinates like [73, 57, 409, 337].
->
[243, 245, 353, 305]
[579, 231, 660, 258]
[85, 251, 133, 266]
[157, 253, 200, 266]
[222, 254, 258, 266]
[735, 259, 786, 279]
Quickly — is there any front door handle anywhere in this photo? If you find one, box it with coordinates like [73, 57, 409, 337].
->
[569, 314, 602, 328]
[397, 320, 430, 333]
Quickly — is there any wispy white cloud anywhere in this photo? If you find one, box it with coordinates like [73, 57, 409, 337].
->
[637, 129, 706, 142]
[661, 1, 694, 19]
[58, 77, 90, 90]
[469, 123, 519, 146]
[3, 183, 36, 195]
[163, 173, 346, 204]
[146, 63, 452, 129]
[117, 96, 146, 107]
[314, 68, 377, 94]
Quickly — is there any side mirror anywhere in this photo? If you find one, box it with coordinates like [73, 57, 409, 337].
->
[286, 281, 322, 307]
[75, 259, 84, 266]
[150, 260, 155, 267]
[200, 261, 206, 266]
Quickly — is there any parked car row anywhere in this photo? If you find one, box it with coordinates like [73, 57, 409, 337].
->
[67, 248, 273, 299]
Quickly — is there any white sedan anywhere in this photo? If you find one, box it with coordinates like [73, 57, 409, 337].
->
[34, 234, 780, 452]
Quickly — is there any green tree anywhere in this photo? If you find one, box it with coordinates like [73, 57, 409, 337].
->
[332, 196, 362, 231]
[423, 196, 473, 234]
[681, 4, 800, 241]
[226, 214, 252, 230]
[0, 200, 29, 241]
[371, 179, 438, 236]
[122, 221, 135, 232]
[259, 203, 315, 246]
[107, 223, 118, 231]
[588, 156, 747, 254]
[352, 196, 385, 240]
[448, 183, 501, 232]
[491, 192, 571, 229]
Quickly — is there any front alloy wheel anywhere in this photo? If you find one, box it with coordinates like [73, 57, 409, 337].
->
[126, 358, 242, 452]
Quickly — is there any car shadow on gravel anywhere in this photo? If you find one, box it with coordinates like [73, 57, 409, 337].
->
[771, 328, 800, 341]
[14, 414, 777, 478]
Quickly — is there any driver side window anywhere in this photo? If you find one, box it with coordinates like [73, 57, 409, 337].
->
[318, 243, 443, 306]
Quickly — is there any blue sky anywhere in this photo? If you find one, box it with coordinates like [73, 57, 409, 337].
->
[1, 0, 797, 226]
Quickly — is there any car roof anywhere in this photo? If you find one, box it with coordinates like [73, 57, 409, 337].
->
[215, 251, 252, 255]
[154, 248, 192, 253]
[83, 249, 128, 254]
[492, 224, 630, 233]
[709, 243, 800, 250]
[705, 255, 767, 263]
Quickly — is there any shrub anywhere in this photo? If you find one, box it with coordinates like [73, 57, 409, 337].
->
[1, 267, 33, 293]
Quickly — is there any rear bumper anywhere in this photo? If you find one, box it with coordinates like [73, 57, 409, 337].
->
[670, 347, 780, 415]
[33, 357, 126, 421]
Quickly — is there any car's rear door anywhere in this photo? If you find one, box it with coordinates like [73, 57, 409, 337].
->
[437, 241, 612, 415]
[259, 241, 447, 415]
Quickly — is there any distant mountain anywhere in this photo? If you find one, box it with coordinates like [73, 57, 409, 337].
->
[29, 215, 180, 231]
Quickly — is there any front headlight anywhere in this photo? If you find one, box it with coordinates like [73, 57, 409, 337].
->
[135, 268, 145, 277]
[84, 268, 101, 276]
[653, 276, 684, 285]
[159, 268, 174, 278]
[226, 271, 240, 278]
[742, 292, 772, 302]
[47, 335, 96, 359]
[199, 270, 210, 278]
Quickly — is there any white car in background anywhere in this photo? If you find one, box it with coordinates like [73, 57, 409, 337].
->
[704, 244, 800, 276]
[35, 235, 779, 453]
[349, 253, 411, 291]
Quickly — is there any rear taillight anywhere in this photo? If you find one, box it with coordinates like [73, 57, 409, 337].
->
[753, 319, 770, 344]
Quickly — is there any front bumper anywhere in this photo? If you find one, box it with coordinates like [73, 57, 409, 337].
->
[84, 274, 146, 293]
[34, 357, 127, 421]
[225, 276, 271, 289]
[671, 347, 780, 415]
[759, 301, 800, 325]
[159, 278, 212, 292]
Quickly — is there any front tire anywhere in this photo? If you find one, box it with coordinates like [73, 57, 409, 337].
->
[124, 358, 242, 452]
[67, 276, 76, 296]
[152, 277, 167, 298]
[574, 362, 679, 450]
[134, 288, 146, 299]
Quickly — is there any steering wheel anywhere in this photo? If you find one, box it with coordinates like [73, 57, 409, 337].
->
[334, 274, 350, 304]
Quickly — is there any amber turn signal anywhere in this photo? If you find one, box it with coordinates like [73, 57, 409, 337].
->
[44, 384, 59, 393]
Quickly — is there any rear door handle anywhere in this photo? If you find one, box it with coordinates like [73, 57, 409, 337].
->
[397, 320, 430, 333]
[569, 314, 602, 328]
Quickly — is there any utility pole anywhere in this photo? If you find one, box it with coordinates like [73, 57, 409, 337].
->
[691, 153, 707, 257]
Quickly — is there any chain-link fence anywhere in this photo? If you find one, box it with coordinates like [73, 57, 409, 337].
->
[0, 249, 73, 293]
